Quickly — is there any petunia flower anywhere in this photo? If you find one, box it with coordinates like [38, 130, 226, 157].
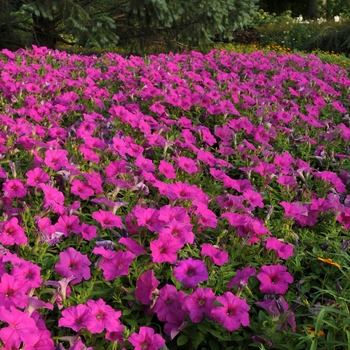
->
[158, 160, 176, 179]
[0, 217, 27, 246]
[227, 265, 256, 290]
[153, 284, 186, 323]
[2, 179, 27, 198]
[70, 179, 94, 200]
[257, 264, 294, 294]
[0, 306, 40, 348]
[135, 269, 160, 305]
[128, 326, 165, 350]
[55, 247, 91, 285]
[44, 149, 68, 171]
[92, 209, 123, 229]
[58, 304, 91, 332]
[182, 287, 216, 323]
[265, 237, 294, 260]
[211, 292, 250, 332]
[85, 299, 123, 334]
[92, 246, 135, 281]
[174, 258, 209, 288]
[26, 168, 50, 187]
[256, 296, 296, 332]
[150, 233, 183, 264]
[201, 244, 229, 266]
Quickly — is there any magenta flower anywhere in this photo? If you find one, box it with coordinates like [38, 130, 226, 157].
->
[0, 306, 39, 348]
[150, 233, 183, 264]
[80, 223, 97, 241]
[211, 292, 250, 331]
[11, 260, 42, 290]
[201, 244, 229, 266]
[55, 247, 91, 285]
[26, 167, 50, 187]
[265, 237, 294, 260]
[70, 179, 94, 200]
[158, 218, 194, 245]
[256, 296, 296, 332]
[92, 246, 135, 281]
[58, 304, 91, 332]
[227, 265, 256, 289]
[176, 156, 199, 174]
[0, 273, 28, 308]
[153, 284, 186, 323]
[85, 299, 122, 334]
[135, 269, 160, 305]
[257, 264, 294, 294]
[54, 215, 81, 237]
[243, 189, 264, 208]
[119, 237, 147, 256]
[128, 327, 165, 350]
[158, 160, 176, 179]
[39, 184, 65, 214]
[0, 217, 27, 245]
[182, 287, 216, 323]
[174, 258, 209, 288]
[2, 179, 27, 198]
[44, 149, 68, 171]
[92, 209, 123, 229]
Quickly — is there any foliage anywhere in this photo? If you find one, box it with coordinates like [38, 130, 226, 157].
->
[303, 19, 350, 55]
[0, 0, 259, 54]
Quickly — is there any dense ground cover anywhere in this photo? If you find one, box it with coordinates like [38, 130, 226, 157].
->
[0, 45, 349, 349]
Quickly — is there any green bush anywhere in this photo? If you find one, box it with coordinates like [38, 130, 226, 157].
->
[303, 20, 350, 55]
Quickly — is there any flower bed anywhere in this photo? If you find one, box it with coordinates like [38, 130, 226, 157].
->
[0, 45, 349, 349]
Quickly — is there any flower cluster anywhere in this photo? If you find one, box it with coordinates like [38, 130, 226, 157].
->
[0, 45, 348, 349]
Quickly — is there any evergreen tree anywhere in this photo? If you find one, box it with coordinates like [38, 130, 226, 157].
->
[1, 0, 259, 53]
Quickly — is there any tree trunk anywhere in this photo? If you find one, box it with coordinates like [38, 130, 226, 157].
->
[32, 15, 57, 49]
[307, 0, 318, 19]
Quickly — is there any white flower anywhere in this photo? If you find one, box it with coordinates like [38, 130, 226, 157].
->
[334, 15, 340, 22]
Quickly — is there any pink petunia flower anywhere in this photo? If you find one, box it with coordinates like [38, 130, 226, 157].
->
[158, 160, 176, 179]
[158, 218, 194, 245]
[128, 326, 166, 350]
[119, 237, 147, 256]
[58, 304, 91, 332]
[54, 215, 81, 237]
[257, 264, 294, 294]
[135, 269, 160, 305]
[211, 292, 250, 332]
[92, 246, 135, 281]
[70, 179, 94, 200]
[0, 306, 40, 348]
[256, 296, 296, 332]
[55, 247, 91, 285]
[92, 210, 123, 229]
[150, 233, 183, 264]
[11, 259, 42, 290]
[174, 258, 209, 288]
[2, 179, 27, 198]
[265, 237, 294, 260]
[26, 168, 50, 187]
[182, 287, 216, 323]
[201, 244, 229, 266]
[153, 284, 186, 323]
[85, 299, 123, 334]
[44, 149, 69, 171]
[0, 217, 27, 245]
[227, 265, 256, 289]
[39, 184, 65, 214]
[0, 273, 29, 308]
[80, 223, 97, 241]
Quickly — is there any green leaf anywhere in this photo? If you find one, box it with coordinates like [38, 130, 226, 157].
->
[177, 335, 189, 346]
